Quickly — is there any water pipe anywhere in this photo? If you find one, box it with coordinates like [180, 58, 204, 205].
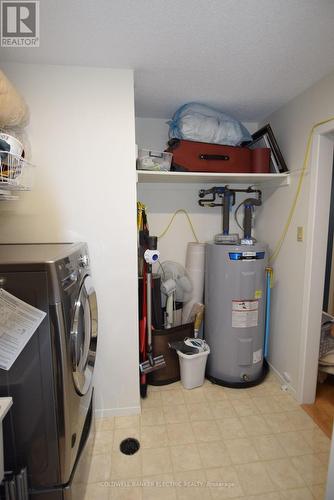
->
[264, 267, 273, 359]
[222, 189, 231, 235]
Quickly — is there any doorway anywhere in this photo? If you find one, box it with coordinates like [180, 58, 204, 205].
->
[323, 156, 334, 315]
[302, 152, 334, 437]
[298, 126, 334, 410]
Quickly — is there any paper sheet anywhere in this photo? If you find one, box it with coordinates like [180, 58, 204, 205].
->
[0, 288, 46, 370]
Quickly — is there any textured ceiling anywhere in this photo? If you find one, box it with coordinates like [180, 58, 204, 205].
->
[1, 0, 334, 120]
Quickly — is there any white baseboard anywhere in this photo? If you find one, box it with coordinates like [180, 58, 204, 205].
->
[94, 405, 141, 418]
[268, 361, 297, 399]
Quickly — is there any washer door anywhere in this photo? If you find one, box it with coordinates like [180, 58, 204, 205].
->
[70, 276, 98, 395]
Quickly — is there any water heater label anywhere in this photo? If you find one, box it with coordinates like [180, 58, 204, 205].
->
[253, 348, 263, 364]
[232, 300, 259, 328]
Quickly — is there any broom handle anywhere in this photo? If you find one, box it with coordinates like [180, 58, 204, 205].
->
[146, 267, 152, 350]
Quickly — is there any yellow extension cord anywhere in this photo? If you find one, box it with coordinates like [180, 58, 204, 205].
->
[158, 208, 200, 243]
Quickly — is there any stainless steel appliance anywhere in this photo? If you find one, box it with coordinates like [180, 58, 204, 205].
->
[0, 243, 98, 499]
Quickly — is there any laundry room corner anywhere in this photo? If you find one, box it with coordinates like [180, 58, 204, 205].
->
[0, 62, 140, 417]
[2, 3, 334, 498]
[255, 70, 334, 403]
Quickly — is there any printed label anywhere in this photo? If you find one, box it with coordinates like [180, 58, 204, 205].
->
[253, 348, 263, 364]
[232, 300, 259, 328]
[0, 288, 46, 370]
[254, 290, 263, 299]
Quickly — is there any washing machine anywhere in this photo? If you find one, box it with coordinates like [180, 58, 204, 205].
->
[0, 243, 98, 499]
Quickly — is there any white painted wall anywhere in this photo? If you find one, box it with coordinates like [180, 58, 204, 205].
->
[138, 182, 232, 266]
[136, 118, 259, 266]
[0, 63, 139, 416]
[135, 117, 170, 151]
[256, 70, 334, 400]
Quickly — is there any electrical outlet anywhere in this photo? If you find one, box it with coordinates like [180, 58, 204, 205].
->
[297, 226, 304, 242]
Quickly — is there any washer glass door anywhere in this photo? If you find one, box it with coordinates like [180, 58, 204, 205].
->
[71, 276, 98, 395]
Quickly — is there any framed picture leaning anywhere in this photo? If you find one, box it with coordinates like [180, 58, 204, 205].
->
[247, 124, 288, 173]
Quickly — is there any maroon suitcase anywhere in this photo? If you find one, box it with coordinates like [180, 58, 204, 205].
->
[167, 139, 270, 174]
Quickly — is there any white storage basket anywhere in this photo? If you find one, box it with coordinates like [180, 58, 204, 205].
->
[0, 151, 34, 193]
[137, 149, 172, 171]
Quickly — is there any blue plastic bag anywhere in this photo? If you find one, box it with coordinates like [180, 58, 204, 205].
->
[168, 103, 252, 146]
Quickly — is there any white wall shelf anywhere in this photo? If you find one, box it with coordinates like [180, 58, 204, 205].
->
[137, 170, 290, 186]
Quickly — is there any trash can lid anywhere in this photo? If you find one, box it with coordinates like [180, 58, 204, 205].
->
[184, 338, 209, 353]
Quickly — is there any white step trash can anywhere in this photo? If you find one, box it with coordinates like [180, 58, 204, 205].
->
[177, 339, 210, 390]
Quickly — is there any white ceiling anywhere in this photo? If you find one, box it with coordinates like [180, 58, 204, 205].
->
[1, 0, 334, 121]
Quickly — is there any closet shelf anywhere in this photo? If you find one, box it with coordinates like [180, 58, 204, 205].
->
[136, 170, 290, 186]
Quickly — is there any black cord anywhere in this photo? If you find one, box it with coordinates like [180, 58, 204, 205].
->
[234, 202, 244, 231]
[158, 261, 166, 280]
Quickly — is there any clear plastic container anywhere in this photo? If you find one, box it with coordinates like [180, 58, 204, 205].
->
[137, 149, 172, 171]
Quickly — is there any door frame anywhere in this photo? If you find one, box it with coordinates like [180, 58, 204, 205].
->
[298, 123, 334, 403]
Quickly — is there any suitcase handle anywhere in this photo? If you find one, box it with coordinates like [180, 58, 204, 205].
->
[148, 151, 164, 159]
[199, 154, 230, 161]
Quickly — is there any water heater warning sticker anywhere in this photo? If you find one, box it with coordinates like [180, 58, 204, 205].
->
[232, 300, 258, 328]
[253, 348, 263, 364]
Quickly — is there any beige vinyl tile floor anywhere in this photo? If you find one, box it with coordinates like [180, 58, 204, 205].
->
[77, 372, 331, 500]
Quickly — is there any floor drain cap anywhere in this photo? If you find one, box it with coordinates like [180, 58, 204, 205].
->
[120, 437, 140, 455]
